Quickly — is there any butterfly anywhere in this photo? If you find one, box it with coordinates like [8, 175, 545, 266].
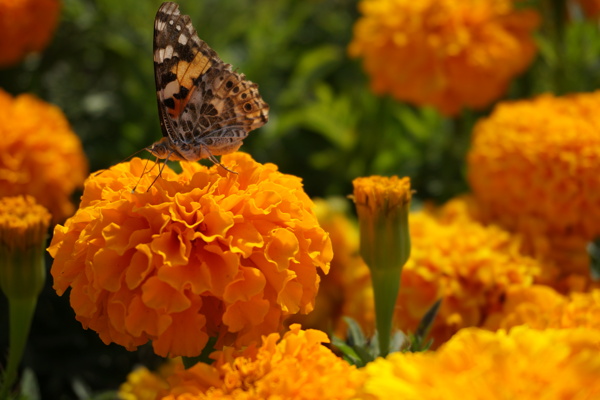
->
[147, 2, 269, 173]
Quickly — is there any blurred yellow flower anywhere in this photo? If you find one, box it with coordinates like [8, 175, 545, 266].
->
[118, 325, 361, 400]
[0, 89, 88, 223]
[48, 153, 332, 357]
[0, 0, 60, 67]
[355, 326, 600, 399]
[484, 286, 600, 332]
[348, 0, 539, 115]
[341, 197, 541, 347]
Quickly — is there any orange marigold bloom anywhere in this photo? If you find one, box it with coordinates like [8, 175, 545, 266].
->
[468, 92, 600, 239]
[467, 92, 600, 287]
[483, 286, 600, 332]
[348, 0, 539, 115]
[48, 154, 332, 357]
[118, 324, 361, 400]
[355, 326, 600, 399]
[0, 89, 88, 223]
[0, 0, 60, 67]
[340, 197, 541, 347]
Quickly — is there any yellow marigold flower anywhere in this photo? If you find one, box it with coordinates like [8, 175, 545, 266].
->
[468, 92, 600, 240]
[118, 325, 361, 400]
[48, 154, 332, 357]
[340, 197, 541, 347]
[0, 89, 88, 223]
[348, 0, 539, 115]
[118, 361, 175, 400]
[355, 326, 600, 400]
[483, 286, 600, 332]
[0, 0, 60, 67]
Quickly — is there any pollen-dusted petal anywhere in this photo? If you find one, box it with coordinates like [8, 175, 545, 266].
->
[49, 152, 331, 357]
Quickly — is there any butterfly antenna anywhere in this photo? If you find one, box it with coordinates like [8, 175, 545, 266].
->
[95, 147, 149, 177]
[131, 157, 155, 193]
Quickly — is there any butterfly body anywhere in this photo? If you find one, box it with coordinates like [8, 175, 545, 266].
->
[149, 2, 269, 166]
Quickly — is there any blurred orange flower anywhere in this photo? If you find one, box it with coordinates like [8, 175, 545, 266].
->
[574, 0, 600, 18]
[0, 0, 60, 67]
[0, 89, 88, 223]
[355, 326, 600, 399]
[467, 92, 600, 288]
[348, 0, 539, 115]
[48, 153, 332, 357]
[118, 324, 361, 400]
[286, 198, 359, 333]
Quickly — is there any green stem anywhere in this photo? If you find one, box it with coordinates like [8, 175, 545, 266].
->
[371, 267, 401, 357]
[1, 297, 37, 399]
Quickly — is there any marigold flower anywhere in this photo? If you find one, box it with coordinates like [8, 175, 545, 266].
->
[340, 197, 541, 347]
[352, 175, 411, 355]
[483, 286, 600, 332]
[48, 153, 332, 357]
[0, 89, 88, 223]
[118, 324, 361, 400]
[348, 0, 539, 115]
[355, 326, 600, 399]
[468, 92, 600, 239]
[467, 92, 600, 287]
[0, 195, 51, 399]
[0, 0, 60, 67]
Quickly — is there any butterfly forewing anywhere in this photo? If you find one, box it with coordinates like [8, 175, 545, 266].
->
[151, 2, 269, 162]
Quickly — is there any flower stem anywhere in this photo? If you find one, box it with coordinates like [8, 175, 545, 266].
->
[371, 267, 401, 357]
[1, 297, 37, 399]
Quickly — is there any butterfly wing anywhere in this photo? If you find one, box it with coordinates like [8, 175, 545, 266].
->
[153, 2, 268, 158]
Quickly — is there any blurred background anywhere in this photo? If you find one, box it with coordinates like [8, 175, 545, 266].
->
[1, 0, 600, 398]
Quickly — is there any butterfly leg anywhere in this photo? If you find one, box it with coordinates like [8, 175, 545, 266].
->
[206, 147, 238, 174]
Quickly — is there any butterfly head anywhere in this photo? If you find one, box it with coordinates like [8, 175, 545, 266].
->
[146, 137, 173, 160]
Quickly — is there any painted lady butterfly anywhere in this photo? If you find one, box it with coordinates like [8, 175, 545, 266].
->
[148, 2, 269, 172]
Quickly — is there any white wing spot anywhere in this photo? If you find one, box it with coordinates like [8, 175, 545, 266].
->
[176, 25, 181, 31]
[164, 44, 174, 59]
[169, 19, 174, 25]
[178, 34, 188, 45]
